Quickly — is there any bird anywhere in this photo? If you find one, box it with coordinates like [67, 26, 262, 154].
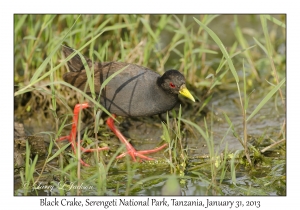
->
[58, 45, 195, 166]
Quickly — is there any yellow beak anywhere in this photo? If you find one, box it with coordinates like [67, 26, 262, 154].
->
[179, 84, 195, 102]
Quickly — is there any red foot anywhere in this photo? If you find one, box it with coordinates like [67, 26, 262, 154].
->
[106, 114, 168, 162]
[57, 103, 109, 166]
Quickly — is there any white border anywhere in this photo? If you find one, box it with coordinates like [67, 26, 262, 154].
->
[4, 1, 297, 209]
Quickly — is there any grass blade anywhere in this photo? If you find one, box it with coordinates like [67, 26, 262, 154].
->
[47, 142, 71, 163]
[253, 37, 268, 55]
[161, 122, 171, 143]
[265, 15, 286, 28]
[99, 65, 129, 95]
[181, 118, 209, 142]
[140, 18, 158, 42]
[247, 78, 285, 122]
[193, 17, 239, 83]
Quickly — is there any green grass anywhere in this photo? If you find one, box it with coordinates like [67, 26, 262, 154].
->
[14, 14, 286, 196]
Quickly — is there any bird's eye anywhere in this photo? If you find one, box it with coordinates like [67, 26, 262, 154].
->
[169, 82, 175, 88]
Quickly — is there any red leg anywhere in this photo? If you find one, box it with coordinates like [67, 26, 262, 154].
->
[106, 114, 168, 161]
[57, 103, 109, 166]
